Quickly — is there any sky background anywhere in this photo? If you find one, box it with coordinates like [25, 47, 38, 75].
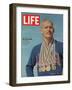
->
[21, 12, 63, 77]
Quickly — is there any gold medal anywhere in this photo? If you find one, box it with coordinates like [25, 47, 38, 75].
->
[39, 66, 45, 72]
[39, 65, 51, 72]
[45, 65, 50, 71]
[51, 64, 56, 70]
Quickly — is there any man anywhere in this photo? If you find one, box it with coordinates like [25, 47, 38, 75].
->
[26, 19, 63, 77]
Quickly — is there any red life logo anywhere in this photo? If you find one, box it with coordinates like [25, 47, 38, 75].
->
[22, 14, 40, 26]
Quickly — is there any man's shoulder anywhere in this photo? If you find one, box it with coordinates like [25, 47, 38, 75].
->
[30, 43, 42, 55]
[55, 40, 63, 46]
[33, 43, 42, 50]
[55, 40, 63, 54]
[31, 43, 42, 54]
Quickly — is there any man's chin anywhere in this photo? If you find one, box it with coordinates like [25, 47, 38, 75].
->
[45, 37, 52, 40]
[45, 35, 52, 39]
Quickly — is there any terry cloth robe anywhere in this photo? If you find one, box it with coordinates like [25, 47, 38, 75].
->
[26, 40, 63, 77]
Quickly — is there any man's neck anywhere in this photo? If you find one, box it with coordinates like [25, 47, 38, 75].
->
[43, 37, 53, 46]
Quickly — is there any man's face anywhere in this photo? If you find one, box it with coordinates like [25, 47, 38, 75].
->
[41, 20, 54, 39]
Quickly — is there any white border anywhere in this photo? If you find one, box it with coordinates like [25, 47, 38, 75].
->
[16, 7, 68, 83]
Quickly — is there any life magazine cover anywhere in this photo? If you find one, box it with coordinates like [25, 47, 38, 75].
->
[21, 12, 63, 77]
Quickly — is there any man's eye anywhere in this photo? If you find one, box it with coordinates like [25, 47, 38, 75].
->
[45, 26, 48, 29]
[45, 26, 53, 29]
[49, 26, 53, 29]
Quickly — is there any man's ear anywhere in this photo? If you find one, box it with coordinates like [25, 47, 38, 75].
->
[40, 29, 43, 33]
[53, 28, 54, 33]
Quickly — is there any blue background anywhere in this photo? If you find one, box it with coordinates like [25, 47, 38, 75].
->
[21, 12, 63, 77]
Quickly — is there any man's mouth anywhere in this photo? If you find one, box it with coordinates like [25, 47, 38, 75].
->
[46, 32, 52, 35]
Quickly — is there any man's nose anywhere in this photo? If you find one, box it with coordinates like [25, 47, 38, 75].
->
[47, 27, 51, 31]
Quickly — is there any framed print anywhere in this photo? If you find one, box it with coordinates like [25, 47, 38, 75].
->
[9, 3, 70, 86]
